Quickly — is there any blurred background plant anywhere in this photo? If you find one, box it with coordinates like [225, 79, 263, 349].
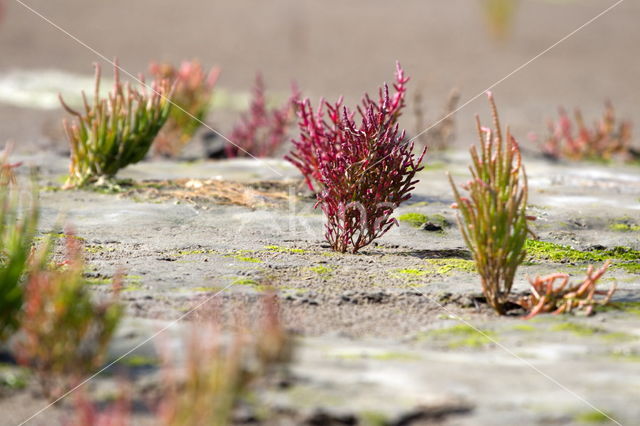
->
[518, 261, 615, 319]
[449, 93, 533, 314]
[60, 61, 173, 188]
[288, 63, 425, 253]
[483, 0, 518, 39]
[413, 89, 460, 152]
[15, 234, 123, 400]
[150, 60, 220, 158]
[0, 147, 37, 343]
[536, 101, 634, 162]
[225, 74, 299, 158]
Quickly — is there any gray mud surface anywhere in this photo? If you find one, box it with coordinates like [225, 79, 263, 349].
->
[1, 153, 638, 426]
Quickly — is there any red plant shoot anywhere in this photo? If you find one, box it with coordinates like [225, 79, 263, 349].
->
[286, 62, 425, 253]
[226, 74, 299, 158]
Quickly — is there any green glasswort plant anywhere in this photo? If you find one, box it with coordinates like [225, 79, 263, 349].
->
[0, 151, 37, 342]
[16, 234, 123, 400]
[60, 61, 173, 188]
[150, 60, 220, 157]
[449, 92, 533, 315]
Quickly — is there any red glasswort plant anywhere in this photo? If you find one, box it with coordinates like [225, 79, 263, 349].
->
[150, 60, 220, 157]
[539, 101, 633, 162]
[287, 62, 410, 193]
[450, 92, 534, 315]
[518, 261, 615, 319]
[226, 74, 299, 158]
[287, 63, 424, 253]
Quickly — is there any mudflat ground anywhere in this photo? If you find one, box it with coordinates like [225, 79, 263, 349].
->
[0, 0, 639, 425]
[0, 153, 638, 425]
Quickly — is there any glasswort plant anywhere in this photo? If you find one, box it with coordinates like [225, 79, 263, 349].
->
[538, 101, 633, 162]
[518, 261, 615, 319]
[226, 73, 299, 158]
[287, 61, 410, 193]
[150, 60, 220, 157]
[0, 154, 37, 342]
[286, 62, 424, 253]
[60, 61, 173, 188]
[16, 234, 122, 399]
[449, 92, 533, 314]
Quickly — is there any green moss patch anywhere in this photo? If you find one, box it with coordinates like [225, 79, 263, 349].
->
[308, 265, 334, 275]
[574, 410, 615, 424]
[525, 240, 640, 271]
[265, 245, 306, 254]
[395, 268, 428, 276]
[609, 223, 640, 232]
[427, 258, 475, 274]
[551, 323, 600, 337]
[398, 213, 449, 229]
[398, 213, 428, 227]
[423, 324, 496, 349]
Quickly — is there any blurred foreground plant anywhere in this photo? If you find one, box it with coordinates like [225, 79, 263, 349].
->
[16, 234, 122, 400]
[518, 261, 615, 319]
[0, 151, 37, 342]
[449, 93, 533, 314]
[538, 102, 633, 162]
[60, 61, 173, 188]
[158, 293, 290, 426]
[150, 60, 220, 157]
[226, 74, 299, 158]
[287, 62, 425, 253]
[69, 390, 131, 426]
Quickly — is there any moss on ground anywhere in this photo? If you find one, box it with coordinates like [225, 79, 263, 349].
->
[232, 277, 259, 286]
[550, 323, 635, 342]
[398, 213, 428, 227]
[574, 410, 614, 424]
[551, 323, 600, 337]
[609, 223, 640, 232]
[423, 324, 496, 349]
[525, 240, 640, 273]
[395, 268, 428, 276]
[599, 301, 640, 315]
[398, 212, 449, 228]
[308, 265, 334, 275]
[427, 258, 475, 274]
[265, 245, 306, 254]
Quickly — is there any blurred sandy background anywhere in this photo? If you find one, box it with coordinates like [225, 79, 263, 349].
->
[0, 0, 637, 151]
